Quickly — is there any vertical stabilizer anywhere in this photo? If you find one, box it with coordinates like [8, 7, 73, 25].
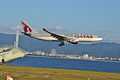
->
[21, 21, 32, 33]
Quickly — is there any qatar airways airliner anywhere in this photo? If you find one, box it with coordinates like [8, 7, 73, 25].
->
[20, 21, 103, 46]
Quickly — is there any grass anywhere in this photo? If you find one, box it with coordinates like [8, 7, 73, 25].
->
[0, 65, 120, 80]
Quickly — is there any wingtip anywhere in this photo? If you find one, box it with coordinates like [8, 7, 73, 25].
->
[21, 21, 26, 25]
[43, 28, 47, 31]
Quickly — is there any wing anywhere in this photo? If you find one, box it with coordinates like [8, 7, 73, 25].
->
[43, 28, 68, 41]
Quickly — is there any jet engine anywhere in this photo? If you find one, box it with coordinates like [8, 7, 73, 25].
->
[67, 38, 78, 44]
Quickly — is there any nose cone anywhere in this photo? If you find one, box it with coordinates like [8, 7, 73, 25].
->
[99, 37, 103, 41]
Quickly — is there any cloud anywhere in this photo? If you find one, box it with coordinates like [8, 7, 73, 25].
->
[45, 26, 69, 33]
[95, 30, 120, 35]
[8, 26, 22, 31]
[4, 25, 38, 33]
[47, 26, 62, 31]
[55, 26, 62, 31]
[93, 30, 120, 43]
[103, 36, 120, 43]
[0, 25, 22, 34]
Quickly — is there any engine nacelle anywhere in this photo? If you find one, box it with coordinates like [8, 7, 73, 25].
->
[67, 38, 78, 44]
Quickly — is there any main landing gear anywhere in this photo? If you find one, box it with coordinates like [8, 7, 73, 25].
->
[58, 42, 65, 46]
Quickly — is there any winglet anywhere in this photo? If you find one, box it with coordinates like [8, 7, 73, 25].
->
[43, 28, 48, 32]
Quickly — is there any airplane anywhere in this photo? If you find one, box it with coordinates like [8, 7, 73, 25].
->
[20, 21, 103, 46]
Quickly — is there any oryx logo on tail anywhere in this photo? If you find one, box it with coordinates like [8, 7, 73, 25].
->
[21, 21, 32, 33]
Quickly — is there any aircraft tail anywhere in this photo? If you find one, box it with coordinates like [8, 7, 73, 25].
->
[21, 21, 32, 33]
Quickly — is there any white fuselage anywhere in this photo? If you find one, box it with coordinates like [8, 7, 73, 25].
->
[24, 32, 102, 42]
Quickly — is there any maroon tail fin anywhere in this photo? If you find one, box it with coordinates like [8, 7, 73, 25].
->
[21, 21, 32, 33]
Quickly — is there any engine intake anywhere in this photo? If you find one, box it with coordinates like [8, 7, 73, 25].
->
[67, 38, 78, 44]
